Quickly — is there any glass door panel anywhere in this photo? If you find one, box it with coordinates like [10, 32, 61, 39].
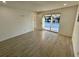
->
[51, 14, 60, 32]
[42, 15, 51, 30]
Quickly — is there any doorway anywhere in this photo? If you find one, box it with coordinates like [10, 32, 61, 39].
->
[42, 14, 60, 33]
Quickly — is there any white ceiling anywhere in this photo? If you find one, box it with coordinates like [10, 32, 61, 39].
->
[0, 1, 79, 11]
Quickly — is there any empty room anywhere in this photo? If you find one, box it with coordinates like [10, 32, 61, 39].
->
[0, 1, 79, 57]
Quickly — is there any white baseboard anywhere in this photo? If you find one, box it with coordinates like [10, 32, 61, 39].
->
[0, 29, 33, 42]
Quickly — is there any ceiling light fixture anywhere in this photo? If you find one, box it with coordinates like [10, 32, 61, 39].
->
[2, 1, 6, 4]
[64, 3, 67, 6]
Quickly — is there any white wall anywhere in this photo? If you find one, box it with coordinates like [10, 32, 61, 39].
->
[36, 6, 77, 37]
[72, 5, 79, 57]
[59, 6, 77, 37]
[0, 6, 34, 41]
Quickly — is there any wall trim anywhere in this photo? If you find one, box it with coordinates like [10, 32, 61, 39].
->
[0, 29, 33, 42]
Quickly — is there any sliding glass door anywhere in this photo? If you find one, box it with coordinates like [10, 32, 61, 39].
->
[42, 14, 60, 33]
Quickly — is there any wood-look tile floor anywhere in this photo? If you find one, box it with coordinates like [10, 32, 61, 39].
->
[0, 30, 74, 57]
